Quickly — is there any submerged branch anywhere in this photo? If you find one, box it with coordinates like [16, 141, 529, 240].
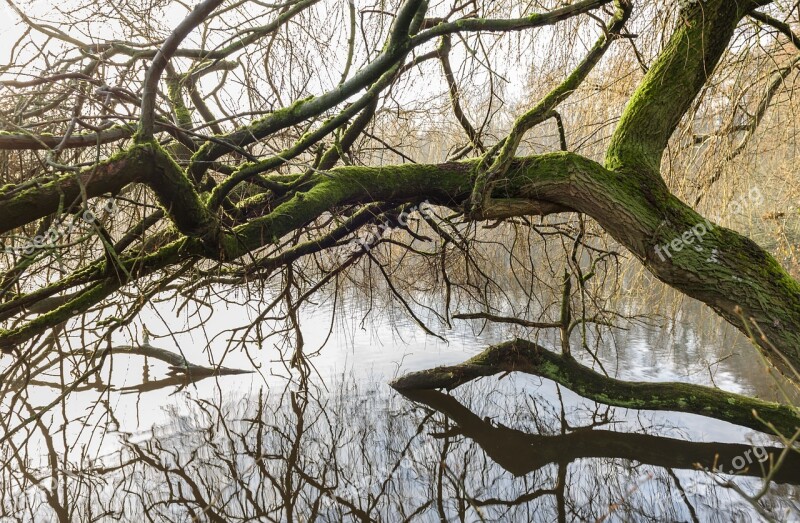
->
[391, 339, 800, 437]
[82, 343, 252, 377]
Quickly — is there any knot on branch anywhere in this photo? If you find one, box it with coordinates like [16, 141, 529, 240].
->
[141, 144, 225, 257]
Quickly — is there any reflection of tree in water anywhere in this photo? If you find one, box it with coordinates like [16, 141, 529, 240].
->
[1, 377, 797, 522]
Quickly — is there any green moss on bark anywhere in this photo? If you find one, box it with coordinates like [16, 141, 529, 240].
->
[392, 339, 800, 436]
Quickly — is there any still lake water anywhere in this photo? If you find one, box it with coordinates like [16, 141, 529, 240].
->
[1, 284, 799, 522]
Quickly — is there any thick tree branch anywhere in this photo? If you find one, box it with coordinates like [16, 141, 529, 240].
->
[391, 339, 800, 436]
[750, 10, 800, 50]
[3, 146, 800, 373]
[606, 0, 756, 174]
[186, 0, 612, 180]
[139, 0, 227, 141]
[0, 125, 134, 151]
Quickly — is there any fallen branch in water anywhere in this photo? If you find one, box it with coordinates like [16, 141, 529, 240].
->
[390, 339, 800, 437]
[83, 343, 253, 377]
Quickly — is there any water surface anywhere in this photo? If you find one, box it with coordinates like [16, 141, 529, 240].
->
[1, 291, 799, 522]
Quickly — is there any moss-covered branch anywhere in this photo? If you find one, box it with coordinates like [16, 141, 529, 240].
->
[0, 238, 197, 351]
[186, 0, 611, 180]
[3, 149, 800, 374]
[605, 0, 766, 174]
[0, 125, 134, 151]
[0, 144, 151, 235]
[391, 339, 800, 436]
[470, 0, 630, 217]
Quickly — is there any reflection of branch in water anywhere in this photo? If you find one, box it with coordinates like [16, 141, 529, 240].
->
[7, 344, 252, 394]
[19, 374, 235, 395]
[3, 377, 797, 522]
[399, 388, 800, 483]
[86, 343, 253, 377]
